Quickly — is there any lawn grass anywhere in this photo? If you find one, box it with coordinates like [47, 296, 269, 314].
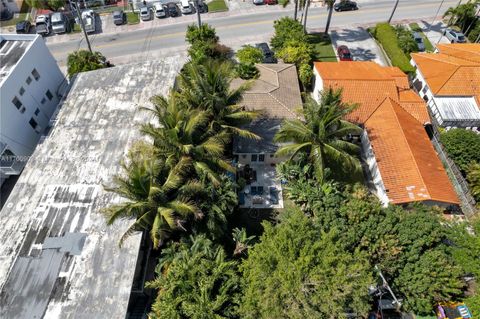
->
[0, 13, 29, 28]
[207, 0, 228, 12]
[126, 12, 139, 25]
[307, 32, 337, 62]
[72, 23, 82, 33]
[409, 23, 435, 52]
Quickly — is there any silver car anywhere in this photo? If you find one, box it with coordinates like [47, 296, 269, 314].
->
[444, 28, 466, 43]
[140, 6, 152, 21]
[413, 32, 425, 51]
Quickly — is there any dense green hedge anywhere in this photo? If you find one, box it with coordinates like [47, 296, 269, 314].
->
[440, 128, 480, 173]
[371, 23, 415, 74]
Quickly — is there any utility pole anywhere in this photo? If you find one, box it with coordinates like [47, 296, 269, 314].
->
[74, 0, 93, 53]
[387, 0, 400, 24]
[194, 0, 201, 27]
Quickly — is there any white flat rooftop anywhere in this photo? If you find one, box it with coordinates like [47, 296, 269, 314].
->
[0, 34, 36, 84]
[238, 163, 284, 209]
[434, 96, 480, 121]
[0, 57, 184, 318]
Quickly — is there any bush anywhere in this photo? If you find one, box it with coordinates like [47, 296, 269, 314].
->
[235, 62, 259, 80]
[440, 129, 480, 173]
[395, 25, 418, 54]
[270, 17, 307, 51]
[236, 45, 263, 64]
[298, 63, 313, 89]
[466, 162, 480, 202]
[371, 23, 415, 74]
[186, 23, 218, 45]
[67, 50, 109, 77]
[186, 24, 231, 62]
[276, 39, 313, 66]
[468, 21, 480, 43]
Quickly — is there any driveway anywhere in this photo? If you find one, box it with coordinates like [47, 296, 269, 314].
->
[330, 27, 388, 66]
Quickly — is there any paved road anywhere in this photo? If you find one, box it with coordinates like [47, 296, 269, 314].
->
[46, 0, 458, 66]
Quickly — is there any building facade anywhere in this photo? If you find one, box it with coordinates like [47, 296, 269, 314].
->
[0, 34, 65, 185]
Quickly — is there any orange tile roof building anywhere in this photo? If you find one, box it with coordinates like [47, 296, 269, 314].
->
[410, 44, 480, 128]
[313, 61, 459, 207]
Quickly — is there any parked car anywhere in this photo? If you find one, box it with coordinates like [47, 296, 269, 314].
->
[16, 20, 31, 34]
[166, 3, 179, 17]
[444, 28, 467, 43]
[197, 0, 208, 13]
[253, 0, 264, 5]
[112, 10, 125, 25]
[179, 0, 193, 14]
[412, 32, 425, 51]
[264, 0, 277, 4]
[153, 3, 166, 18]
[81, 9, 96, 33]
[255, 42, 277, 63]
[334, 0, 358, 11]
[51, 12, 70, 34]
[337, 45, 353, 61]
[140, 6, 152, 21]
[35, 14, 51, 36]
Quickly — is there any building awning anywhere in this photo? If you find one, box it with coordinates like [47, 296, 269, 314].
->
[434, 96, 480, 122]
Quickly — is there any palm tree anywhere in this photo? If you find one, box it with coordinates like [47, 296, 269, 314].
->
[274, 88, 363, 183]
[177, 60, 260, 139]
[232, 227, 256, 256]
[281, 0, 300, 20]
[443, 1, 479, 32]
[140, 92, 234, 186]
[102, 142, 204, 249]
[324, 0, 335, 34]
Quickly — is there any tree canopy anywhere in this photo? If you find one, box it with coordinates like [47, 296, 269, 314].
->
[440, 128, 480, 173]
[26, 0, 65, 11]
[67, 50, 109, 77]
[240, 209, 373, 319]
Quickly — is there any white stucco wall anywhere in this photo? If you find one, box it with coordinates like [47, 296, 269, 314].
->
[0, 34, 65, 177]
[312, 66, 324, 102]
[236, 153, 279, 166]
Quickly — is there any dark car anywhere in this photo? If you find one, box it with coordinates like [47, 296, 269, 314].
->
[166, 3, 179, 17]
[264, 0, 277, 4]
[255, 42, 277, 63]
[337, 45, 353, 61]
[197, 1, 208, 13]
[112, 10, 125, 25]
[334, 0, 358, 11]
[16, 20, 31, 34]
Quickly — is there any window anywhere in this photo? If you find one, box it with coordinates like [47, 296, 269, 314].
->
[20, 107, 26, 114]
[19, 87, 25, 96]
[12, 96, 22, 110]
[26, 76, 32, 85]
[32, 68, 40, 81]
[251, 154, 257, 162]
[422, 85, 429, 94]
[41, 98, 46, 104]
[45, 90, 53, 101]
[29, 118, 38, 130]
[34, 108, 40, 116]
[259, 154, 265, 162]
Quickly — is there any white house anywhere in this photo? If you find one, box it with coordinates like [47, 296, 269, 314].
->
[410, 44, 480, 128]
[0, 34, 65, 185]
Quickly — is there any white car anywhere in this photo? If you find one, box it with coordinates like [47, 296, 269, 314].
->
[154, 3, 166, 18]
[140, 6, 152, 21]
[179, 0, 193, 14]
[444, 28, 466, 43]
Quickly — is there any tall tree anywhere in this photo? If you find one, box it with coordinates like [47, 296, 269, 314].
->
[270, 17, 307, 51]
[102, 142, 203, 248]
[67, 50, 109, 77]
[140, 93, 234, 186]
[324, 0, 335, 34]
[177, 60, 259, 139]
[147, 235, 241, 319]
[274, 88, 363, 183]
[240, 209, 373, 318]
[444, 0, 480, 32]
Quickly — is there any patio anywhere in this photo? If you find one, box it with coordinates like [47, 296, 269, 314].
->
[237, 163, 284, 209]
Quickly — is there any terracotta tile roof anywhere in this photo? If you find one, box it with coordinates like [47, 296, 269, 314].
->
[365, 99, 459, 205]
[232, 64, 302, 119]
[411, 44, 480, 102]
[315, 61, 458, 205]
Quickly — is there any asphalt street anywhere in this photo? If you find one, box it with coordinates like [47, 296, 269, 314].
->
[46, 0, 458, 66]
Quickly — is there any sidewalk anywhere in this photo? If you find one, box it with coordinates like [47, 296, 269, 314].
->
[416, 19, 450, 46]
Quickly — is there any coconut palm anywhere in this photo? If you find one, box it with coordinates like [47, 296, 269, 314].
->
[443, 1, 479, 32]
[102, 142, 204, 249]
[324, 0, 335, 34]
[177, 60, 260, 139]
[274, 88, 363, 183]
[140, 92, 234, 186]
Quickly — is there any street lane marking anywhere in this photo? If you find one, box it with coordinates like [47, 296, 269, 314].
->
[50, 0, 457, 56]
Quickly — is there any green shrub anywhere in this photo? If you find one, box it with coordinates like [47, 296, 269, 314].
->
[372, 23, 415, 74]
[468, 21, 480, 43]
[395, 25, 418, 54]
[276, 39, 313, 66]
[466, 162, 480, 202]
[236, 45, 263, 64]
[270, 17, 307, 51]
[186, 23, 218, 45]
[298, 63, 313, 89]
[67, 50, 109, 77]
[235, 62, 259, 80]
[440, 128, 480, 173]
